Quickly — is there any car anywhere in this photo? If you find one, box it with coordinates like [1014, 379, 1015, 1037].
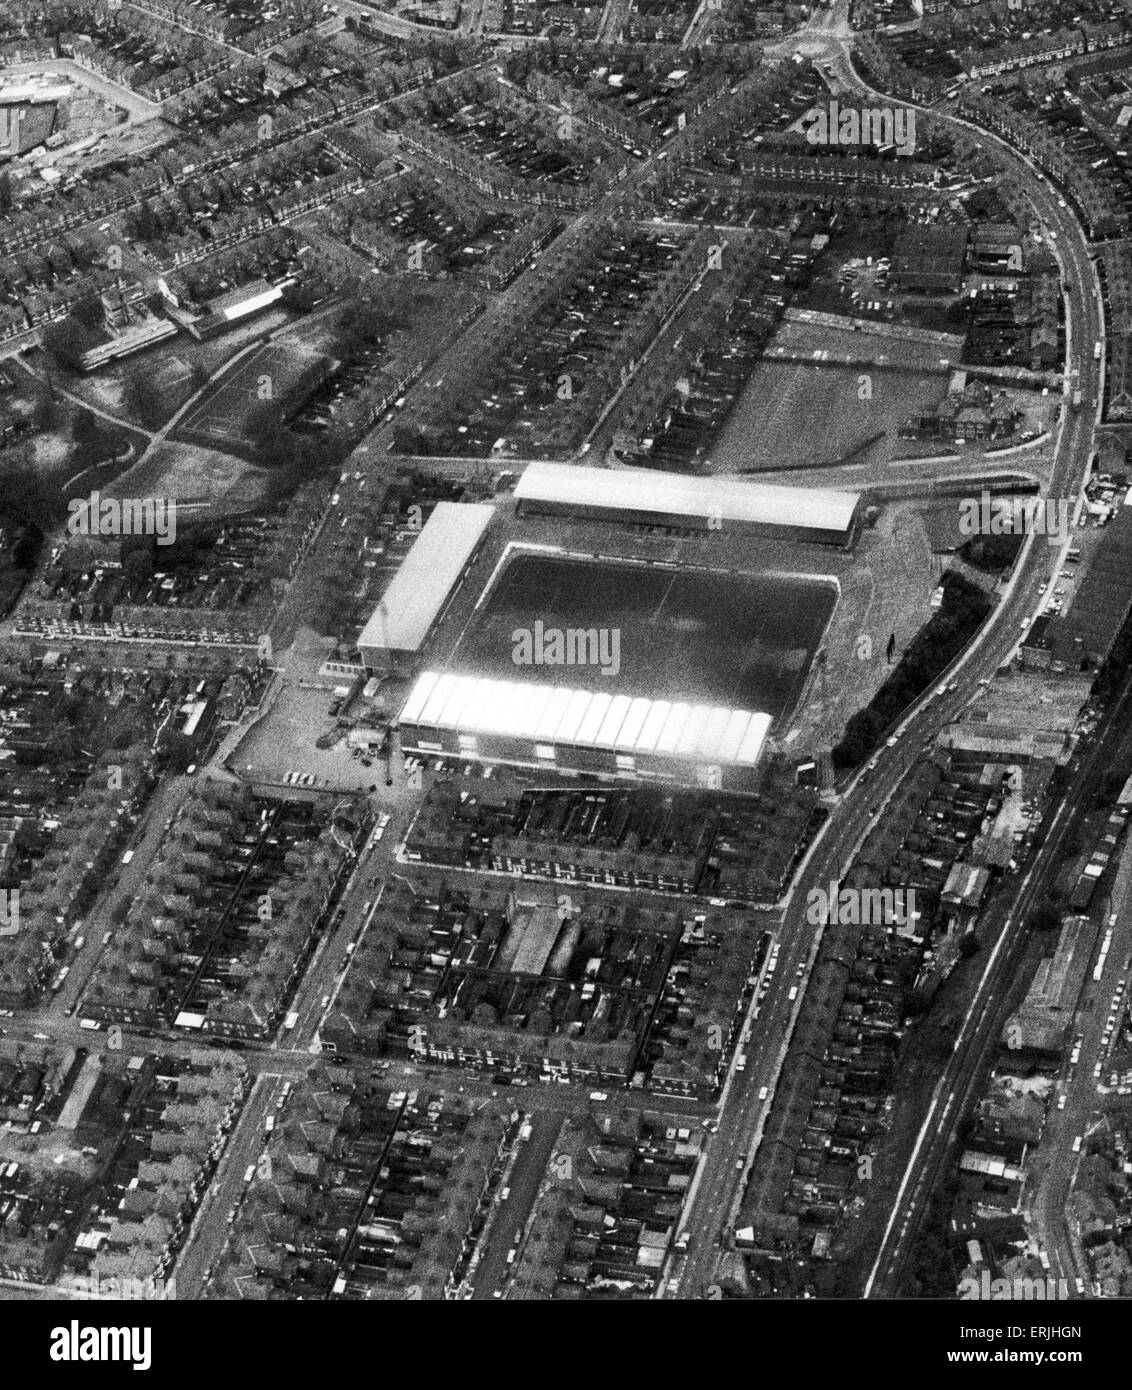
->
[886, 735, 898, 748]
[506, 1248, 516, 1265]
[321, 995, 330, 1009]
[936, 683, 949, 697]
[758, 1085, 769, 1101]
[735, 1158, 744, 1171]
[243, 1165, 255, 1182]
[1038, 582, 1047, 594]
[701, 1119, 719, 1133]
[1057, 1094, 1067, 1110]
[1020, 617, 1030, 630]
[499, 1186, 510, 1202]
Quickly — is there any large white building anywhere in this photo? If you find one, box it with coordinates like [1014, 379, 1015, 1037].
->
[398, 670, 773, 788]
[357, 502, 495, 671]
[514, 461, 862, 546]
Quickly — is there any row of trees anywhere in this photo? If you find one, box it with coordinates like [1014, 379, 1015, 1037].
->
[834, 572, 993, 769]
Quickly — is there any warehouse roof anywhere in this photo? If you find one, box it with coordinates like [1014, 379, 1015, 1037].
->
[399, 670, 772, 766]
[358, 502, 495, 655]
[514, 460, 860, 533]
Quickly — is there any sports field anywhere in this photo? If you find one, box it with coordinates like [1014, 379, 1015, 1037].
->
[176, 342, 328, 456]
[452, 552, 837, 723]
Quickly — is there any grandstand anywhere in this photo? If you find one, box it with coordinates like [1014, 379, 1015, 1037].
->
[398, 670, 774, 789]
[513, 461, 862, 547]
[358, 502, 495, 672]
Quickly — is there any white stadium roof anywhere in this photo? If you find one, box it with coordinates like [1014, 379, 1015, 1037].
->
[514, 460, 860, 534]
[399, 671, 773, 767]
[357, 502, 495, 655]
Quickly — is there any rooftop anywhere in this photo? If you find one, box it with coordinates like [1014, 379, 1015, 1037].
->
[398, 670, 773, 766]
[358, 502, 495, 656]
[514, 460, 861, 533]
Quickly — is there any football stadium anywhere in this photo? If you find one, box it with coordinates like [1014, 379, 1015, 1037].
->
[366, 464, 861, 790]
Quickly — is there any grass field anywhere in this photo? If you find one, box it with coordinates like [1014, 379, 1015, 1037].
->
[176, 341, 328, 456]
[453, 552, 838, 722]
[713, 361, 948, 474]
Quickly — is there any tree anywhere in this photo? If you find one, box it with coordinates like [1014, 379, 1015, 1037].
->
[122, 544, 156, 594]
[43, 316, 99, 372]
[121, 367, 167, 430]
